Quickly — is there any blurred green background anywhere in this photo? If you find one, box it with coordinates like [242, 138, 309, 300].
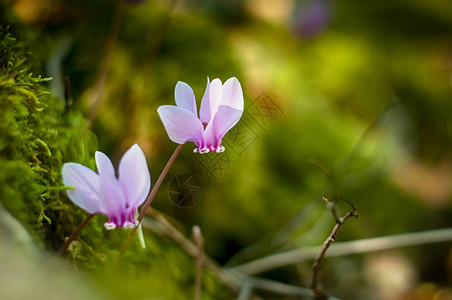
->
[1, 0, 452, 299]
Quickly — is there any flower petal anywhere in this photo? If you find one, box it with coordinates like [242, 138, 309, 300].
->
[175, 81, 197, 116]
[99, 170, 127, 223]
[200, 78, 222, 123]
[118, 144, 151, 208]
[203, 112, 222, 149]
[95, 151, 115, 178]
[222, 77, 244, 111]
[199, 77, 210, 123]
[158, 105, 204, 146]
[217, 105, 243, 138]
[62, 163, 100, 214]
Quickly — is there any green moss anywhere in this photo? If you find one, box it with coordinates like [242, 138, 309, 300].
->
[0, 25, 98, 249]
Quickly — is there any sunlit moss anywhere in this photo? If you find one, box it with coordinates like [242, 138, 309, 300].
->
[0, 25, 98, 250]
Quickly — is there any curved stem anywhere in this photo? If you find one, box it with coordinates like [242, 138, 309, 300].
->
[56, 213, 95, 256]
[115, 144, 184, 265]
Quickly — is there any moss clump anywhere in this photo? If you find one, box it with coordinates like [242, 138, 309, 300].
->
[0, 25, 98, 250]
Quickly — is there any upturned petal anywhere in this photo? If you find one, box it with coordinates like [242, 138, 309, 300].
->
[199, 77, 211, 123]
[217, 105, 243, 138]
[175, 81, 197, 116]
[158, 105, 204, 147]
[118, 144, 151, 209]
[221, 77, 244, 111]
[200, 78, 222, 124]
[99, 170, 127, 227]
[62, 163, 101, 214]
[95, 151, 115, 177]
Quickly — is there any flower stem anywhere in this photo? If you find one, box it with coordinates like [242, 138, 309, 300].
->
[56, 213, 95, 256]
[115, 144, 184, 265]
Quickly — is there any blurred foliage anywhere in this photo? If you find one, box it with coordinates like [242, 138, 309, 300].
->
[1, 0, 452, 299]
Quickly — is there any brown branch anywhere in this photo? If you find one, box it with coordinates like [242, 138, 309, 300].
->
[311, 198, 357, 297]
[311, 198, 358, 298]
[56, 214, 95, 256]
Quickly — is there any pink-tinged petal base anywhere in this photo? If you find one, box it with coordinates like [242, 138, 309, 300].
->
[202, 112, 227, 153]
[103, 207, 138, 229]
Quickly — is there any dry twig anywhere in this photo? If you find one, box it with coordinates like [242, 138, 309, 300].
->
[56, 214, 95, 256]
[311, 198, 357, 298]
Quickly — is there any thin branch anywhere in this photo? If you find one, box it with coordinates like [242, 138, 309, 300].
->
[311, 198, 357, 296]
[229, 227, 452, 276]
[247, 277, 313, 298]
[192, 226, 204, 300]
[115, 144, 183, 266]
[237, 282, 254, 300]
[56, 214, 95, 256]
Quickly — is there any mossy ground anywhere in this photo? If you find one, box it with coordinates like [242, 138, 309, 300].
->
[0, 24, 96, 247]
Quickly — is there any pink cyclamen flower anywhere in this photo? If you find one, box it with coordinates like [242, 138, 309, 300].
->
[62, 144, 151, 230]
[158, 77, 244, 153]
